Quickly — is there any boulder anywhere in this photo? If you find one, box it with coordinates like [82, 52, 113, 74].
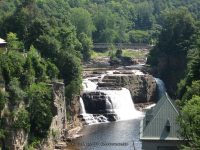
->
[82, 92, 114, 114]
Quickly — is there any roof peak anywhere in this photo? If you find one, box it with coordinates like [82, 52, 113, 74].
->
[0, 38, 7, 44]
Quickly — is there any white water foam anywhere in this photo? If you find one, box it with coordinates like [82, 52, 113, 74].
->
[82, 79, 98, 91]
[99, 88, 143, 120]
[80, 70, 144, 125]
[79, 97, 86, 114]
[154, 78, 166, 99]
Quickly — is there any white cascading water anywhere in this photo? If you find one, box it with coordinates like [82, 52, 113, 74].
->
[154, 78, 166, 99]
[80, 71, 143, 125]
[100, 88, 142, 120]
[79, 97, 99, 125]
[82, 79, 97, 91]
[79, 97, 86, 114]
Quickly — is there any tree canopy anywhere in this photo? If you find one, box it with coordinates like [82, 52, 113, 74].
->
[147, 6, 200, 150]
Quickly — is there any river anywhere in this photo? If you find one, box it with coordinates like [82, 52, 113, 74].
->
[69, 67, 161, 150]
[69, 118, 142, 150]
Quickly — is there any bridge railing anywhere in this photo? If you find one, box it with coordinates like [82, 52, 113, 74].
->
[93, 43, 153, 49]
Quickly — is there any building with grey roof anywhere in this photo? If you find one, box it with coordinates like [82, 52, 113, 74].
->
[0, 38, 7, 52]
[0, 38, 6, 46]
[140, 93, 184, 150]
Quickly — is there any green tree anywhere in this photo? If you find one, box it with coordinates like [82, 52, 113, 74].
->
[13, 108, 30, 132]
[147, 8, 196, 97]
[115, 49, 122, 58]
[70, 8, 95, 36]
[93, 7, 118, 43]
[128, 30, 150, 43]
[0, 51, 25, 84]
[182, 80, 200, 102]
[6, 32, 23, 51]
[134, 1, 154, 30]
[21, 57, 35, 88]
[28, 83, 53, 138]
[35, 35, 61, 60]
[0, 90, 7, 113]
[56, 52, 82, 100]
[46, 60, 59, 80]
[177, 24, 200, 99]
[8, 78, 26, 104]
[78, 33, 93, 61]
[178, 96, 200, 149]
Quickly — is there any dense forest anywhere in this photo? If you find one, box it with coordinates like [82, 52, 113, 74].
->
[0, 0, 200, 149]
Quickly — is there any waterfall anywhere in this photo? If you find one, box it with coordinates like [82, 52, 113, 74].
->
[79, 97, 86, 114]
[80, 73, 143, 125]
[82, 79, 98, 91]
[154, 78, 166, 100]
[100, 88, 142, 120]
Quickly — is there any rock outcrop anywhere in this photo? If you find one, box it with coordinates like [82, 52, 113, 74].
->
[69, 96, 83, 128]
[98, 73, 157, 103]
[2, 103, 28, 150]
[82, 92, 114, 114]
[2, 81, 68, 150]
[5, 129, 28, 150]
[42, 81, 67, 149]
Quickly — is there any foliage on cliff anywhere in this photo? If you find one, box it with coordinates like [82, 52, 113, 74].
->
[178, 96, 200, 149]
[147, 7, 200, 150]
[0, 0, 84, 147]
[0, 44, 58, 147]
[28, 83, 53, 138]
[147, 8, 196, 97]
[0, 0, 84, 100]
[178, 26, 200, 149]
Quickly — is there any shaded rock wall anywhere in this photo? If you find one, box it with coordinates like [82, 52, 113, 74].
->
[69, 96, 83, 128]
[151, 52, 187, 98]
[82, 92, 114, 114]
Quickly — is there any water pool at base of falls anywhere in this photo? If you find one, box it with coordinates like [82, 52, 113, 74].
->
[73, 69, 166, 150]
[68, 118, 143, 150]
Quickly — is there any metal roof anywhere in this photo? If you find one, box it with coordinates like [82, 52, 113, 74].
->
[0, 38, 6, 44]
[140, 93, 181, 140]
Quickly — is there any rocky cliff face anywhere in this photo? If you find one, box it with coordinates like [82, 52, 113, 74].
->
[1, 81, 68, 150]
[7, 130, 28, 150]
[2, 102, 28, 150]
[70, 97, 83, 128]
[82, 92, 114, 114]
[98, 73, 157, 103]
[42, 81, 67, 149]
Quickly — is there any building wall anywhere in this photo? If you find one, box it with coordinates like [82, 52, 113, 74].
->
[142, 140, 182, 150]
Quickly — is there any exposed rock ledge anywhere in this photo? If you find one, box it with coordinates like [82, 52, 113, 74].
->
[66, 126, 83, 141]
[98, 73, 157, 103]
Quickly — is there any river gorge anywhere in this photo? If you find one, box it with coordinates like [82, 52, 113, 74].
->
[68, 65, 166, 150]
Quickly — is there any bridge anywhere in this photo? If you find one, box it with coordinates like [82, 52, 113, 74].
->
[93, 43, 153, 50]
